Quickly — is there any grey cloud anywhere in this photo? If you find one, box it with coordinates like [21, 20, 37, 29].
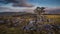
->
[0, 0, 33, 7]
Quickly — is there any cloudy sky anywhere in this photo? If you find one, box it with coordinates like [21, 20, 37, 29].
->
[0, 0, 60, 7]
[0, 0, 60, 13]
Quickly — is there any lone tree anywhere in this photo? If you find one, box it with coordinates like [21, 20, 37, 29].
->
[34, 7, 45, 23]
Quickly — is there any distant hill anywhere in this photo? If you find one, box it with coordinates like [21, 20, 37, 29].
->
[0, 12, 36, 16]
[45, 8, 60, 14]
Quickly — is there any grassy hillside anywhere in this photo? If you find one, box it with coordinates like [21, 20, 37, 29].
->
[0, 15, 60, 34]
[44, 15, 60, 24]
